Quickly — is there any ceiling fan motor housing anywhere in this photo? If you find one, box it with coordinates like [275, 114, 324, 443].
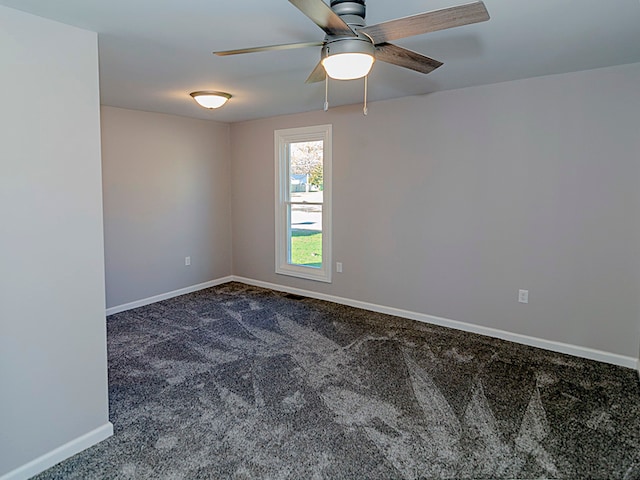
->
[330, 0, 366, 25]
[330, 0, 365, 7]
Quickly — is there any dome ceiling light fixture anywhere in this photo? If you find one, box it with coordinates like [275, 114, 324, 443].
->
[190, 91, 232, 109]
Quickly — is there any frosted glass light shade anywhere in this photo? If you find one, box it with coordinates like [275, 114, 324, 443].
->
[322, 53, 374, 80]
[190, 91, 231, 109]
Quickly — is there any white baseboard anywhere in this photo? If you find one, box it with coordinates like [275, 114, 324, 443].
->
[0, 423, 113, 480]
[106, 276, 234, 316]
[102, 274, 636, 369]
[233, 276, 637, 370]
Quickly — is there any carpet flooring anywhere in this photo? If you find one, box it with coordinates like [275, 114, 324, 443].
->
[36, 282, 640, 479]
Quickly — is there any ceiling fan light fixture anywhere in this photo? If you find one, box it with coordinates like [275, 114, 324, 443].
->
[322, 52, 374, 80]
[321, 38, 375, 80]
[190, 91, 232, 109]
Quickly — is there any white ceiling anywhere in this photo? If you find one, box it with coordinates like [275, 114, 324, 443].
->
[2, 0, 640, 123]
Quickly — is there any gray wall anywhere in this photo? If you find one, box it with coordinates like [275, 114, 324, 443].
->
[0, 6, 110, 476]
[101, 106, 232, 308]
[230, 62, 640, 359]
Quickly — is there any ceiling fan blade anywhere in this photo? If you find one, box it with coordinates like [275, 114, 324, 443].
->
[289, 0, 356, 37]
[375, 43, 443, 74]
[305, 61, 326, 83]
[214, 41, 323, 56]
[360, 1, 489, 44]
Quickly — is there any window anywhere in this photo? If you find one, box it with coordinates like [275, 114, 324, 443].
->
[275, 124, 332, 283]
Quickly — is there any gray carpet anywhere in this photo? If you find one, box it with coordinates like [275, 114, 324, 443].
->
[36, 282, 640, 479]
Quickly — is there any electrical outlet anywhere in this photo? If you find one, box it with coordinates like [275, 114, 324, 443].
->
[185, 256, 191, 266]
[336, 262, 343, 273]
[518, 289, 529, 304]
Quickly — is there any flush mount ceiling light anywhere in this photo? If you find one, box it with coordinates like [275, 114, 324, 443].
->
[190, 91, 232, 109]
[320, 37, 375, 80]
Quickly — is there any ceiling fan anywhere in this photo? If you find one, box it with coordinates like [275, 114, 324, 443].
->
[214, 0, 490, 83]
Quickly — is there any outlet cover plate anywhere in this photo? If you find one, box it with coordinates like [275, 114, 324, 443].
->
[518, 289, 529, 304]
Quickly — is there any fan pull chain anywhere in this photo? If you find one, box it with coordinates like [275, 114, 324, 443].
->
[324, 75, 329, 112]
[363, 75, 368, 116]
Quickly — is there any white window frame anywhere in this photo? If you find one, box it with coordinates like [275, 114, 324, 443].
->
[275, 124, 332, 283]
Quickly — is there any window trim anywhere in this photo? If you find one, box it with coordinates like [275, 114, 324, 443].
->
[274, 124, 332, 283]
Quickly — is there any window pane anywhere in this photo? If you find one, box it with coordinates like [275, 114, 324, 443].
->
[289, 203, 322, 268]
[275, 124, 331, 283]
[289, 141, 323, 202]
